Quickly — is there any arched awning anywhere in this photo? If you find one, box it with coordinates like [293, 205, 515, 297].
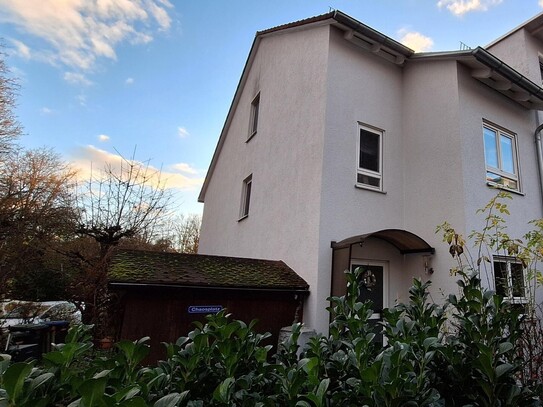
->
[331, 229, 434, 254]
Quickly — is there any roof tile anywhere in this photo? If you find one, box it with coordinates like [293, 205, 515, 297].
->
[108, 249, 309, 291]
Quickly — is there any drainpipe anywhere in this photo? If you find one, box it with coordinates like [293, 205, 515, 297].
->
[535, 121, 543, 215]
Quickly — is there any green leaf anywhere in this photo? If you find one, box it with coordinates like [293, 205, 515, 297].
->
[29, 372, 55, 392]
[113, 385, 141, 402]
[498, 342, 513, 355]
[2, 362, 33, 401]
[78, 377, 107, 407]
[495, 363, 514, 378]
[316, 378, 330, 402]
[213, 377, 234, 402]
[154, 393, 182, 407]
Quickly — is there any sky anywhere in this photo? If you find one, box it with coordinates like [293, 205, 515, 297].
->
[1, 0, 543, 215]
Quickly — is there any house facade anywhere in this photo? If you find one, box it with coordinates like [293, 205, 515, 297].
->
[198, 11, 543, 334]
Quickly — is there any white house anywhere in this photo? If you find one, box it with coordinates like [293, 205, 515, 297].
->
[198, 10, 543, 334]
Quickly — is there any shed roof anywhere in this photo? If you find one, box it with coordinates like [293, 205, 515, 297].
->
[108, 249, 309, 292]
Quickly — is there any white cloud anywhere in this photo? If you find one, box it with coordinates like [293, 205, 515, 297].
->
[397, 29, 434, 52]
[178, 127, 189, 138]
[70, 145, 204, 191]
[40, 107, 53, 115]
[0, 0, 173, 72]
[98, 134, 110, 142]
[437, 0, 502, 16]
[171, 162, 198, 175]
[125, 77, 134, 85]
[77, 94, 87, 106]
[64, 72, 93, 86]
[10, 38, 31, 59]
[540, 0, 543, 8]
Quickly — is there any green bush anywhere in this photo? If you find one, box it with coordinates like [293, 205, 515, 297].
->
[1, 192, 542, 406]
[0, 267, 540, 406]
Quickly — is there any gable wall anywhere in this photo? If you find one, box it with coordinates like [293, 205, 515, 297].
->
[198, 25, 330, 330]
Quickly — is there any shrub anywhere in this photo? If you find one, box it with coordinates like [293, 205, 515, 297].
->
[1, 192, 542, 405]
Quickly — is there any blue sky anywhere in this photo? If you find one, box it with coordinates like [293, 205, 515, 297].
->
[1, 0, 542, 215]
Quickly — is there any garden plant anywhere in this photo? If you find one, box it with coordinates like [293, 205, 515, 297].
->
[1, 192, 543, 406]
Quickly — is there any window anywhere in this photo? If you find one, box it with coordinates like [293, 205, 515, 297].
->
[239, 174, 252, 220]
[493, 257, 527, 304]
[248, 93, 260, 139]
[357, 124, 383, 190]
[483, 122, 519, 191]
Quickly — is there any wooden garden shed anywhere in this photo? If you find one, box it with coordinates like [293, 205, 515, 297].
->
[108, 249, 309, 363]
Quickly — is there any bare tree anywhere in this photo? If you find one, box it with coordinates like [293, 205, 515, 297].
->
[75, 153, 173, 256]
[0, 148, 77, 296]
[73, 152, 174, 335]
[0, 46, 22, 155]
[173, 213, 201, 254]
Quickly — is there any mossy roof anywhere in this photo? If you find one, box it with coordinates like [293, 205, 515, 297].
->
[108, 249, 309, 291]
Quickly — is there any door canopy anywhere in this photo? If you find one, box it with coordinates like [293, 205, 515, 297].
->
[331, 229, 434, 254]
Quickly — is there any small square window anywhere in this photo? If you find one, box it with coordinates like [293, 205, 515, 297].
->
[493, 257, 527, 304]
[239, 174, 252, 220]
[357, 124, 383, 191]
[483, 122, 519, 191]
[248, 93, 260, 139]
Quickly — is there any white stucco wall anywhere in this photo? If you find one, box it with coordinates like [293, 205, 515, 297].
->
[487, 28, 543, 84]
[315, 28, 409, 330]
[401, 59, 467, 299]
[199, 26, 331, 330]
[200, 20, 543, 336]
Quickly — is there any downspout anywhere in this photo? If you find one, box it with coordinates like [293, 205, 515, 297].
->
[535, 120, 543, 216]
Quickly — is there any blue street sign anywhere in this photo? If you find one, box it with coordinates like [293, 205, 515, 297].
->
[187, 305, 223, 314]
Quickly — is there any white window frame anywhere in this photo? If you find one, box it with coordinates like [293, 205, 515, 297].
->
[492, 256, 528, 304]
[483, 122, 520, 192]
[356, 123, 383, 191]
[248, 92, 260, 140]
[239, 174, 252, 220]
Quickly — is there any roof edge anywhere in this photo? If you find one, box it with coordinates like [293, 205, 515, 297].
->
[198, 10, 413, 202]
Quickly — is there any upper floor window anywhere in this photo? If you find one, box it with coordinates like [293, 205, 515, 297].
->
[493, 256, 527, 304]
[239, 174, 252, 220]
[357, 124, 383, 191]
[483, 122, 519, 191]
[248, 93, 260, 140]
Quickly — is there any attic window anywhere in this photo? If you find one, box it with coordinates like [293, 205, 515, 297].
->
[248, 93, 260, 140]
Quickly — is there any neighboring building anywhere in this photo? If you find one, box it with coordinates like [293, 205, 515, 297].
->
[108, 249, 308, 362]
[198, 10, 543, 334]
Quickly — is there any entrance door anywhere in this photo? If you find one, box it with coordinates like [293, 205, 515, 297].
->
[351, 261, 387, 342]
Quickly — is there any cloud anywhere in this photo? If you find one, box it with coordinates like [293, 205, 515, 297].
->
[10, 38, 31, 59]
[40, 107, 53, 115]
[171, 162, 198, 175]
[397, 29, 434, 52]
[437, 0, 502, 16]
[64, 72, 93, 86]
[0, 0, 173, 73]
[540, 0, 543, 7]
[98, 134, 110, 142]
[77, 94, 87, 106]
[125, 77, 134, 85]
[178, 127, 189, 138]
[70, 145, 204, 191]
